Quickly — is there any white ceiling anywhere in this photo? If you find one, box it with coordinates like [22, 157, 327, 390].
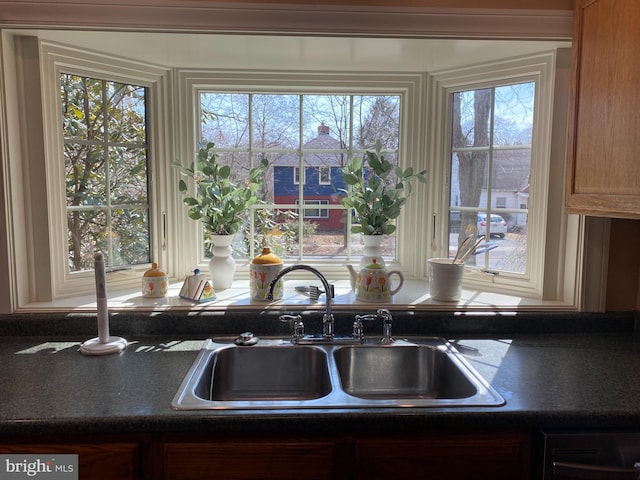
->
[7, 29, 570, 71]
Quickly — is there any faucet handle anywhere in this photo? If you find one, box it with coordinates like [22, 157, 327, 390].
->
[279, 314, 304, 343]
[353, 310, 394, 344]
[353, 313, 378, 343]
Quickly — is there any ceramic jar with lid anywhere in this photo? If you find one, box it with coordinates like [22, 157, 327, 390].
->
[141, 262, 168, 298]
[250, 247, 283, 301]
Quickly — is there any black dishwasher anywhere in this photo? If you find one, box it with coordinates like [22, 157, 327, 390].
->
[540, 430, 640, 479]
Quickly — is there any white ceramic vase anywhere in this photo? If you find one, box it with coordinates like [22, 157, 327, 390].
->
[359, 235, 387, 270]
[208, 234, 236, 290]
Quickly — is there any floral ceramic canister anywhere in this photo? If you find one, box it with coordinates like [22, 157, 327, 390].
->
[250, 247, 283, 301]
[141, 262, 168, 298]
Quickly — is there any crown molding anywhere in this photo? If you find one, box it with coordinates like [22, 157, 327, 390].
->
[0, 2, 572, 40]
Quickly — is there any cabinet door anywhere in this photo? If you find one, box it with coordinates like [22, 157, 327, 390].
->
[164, 440, 335, 480]
[354, 432, 530, 480]
[0, 442, 141, 480]
[565, 0, 640, 218]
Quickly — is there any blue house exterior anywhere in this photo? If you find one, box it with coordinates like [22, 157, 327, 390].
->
[273, 124, 348, 231]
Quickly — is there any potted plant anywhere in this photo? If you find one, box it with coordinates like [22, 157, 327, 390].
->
[340, 140, 426, 267]
[173, 142, 268, 289]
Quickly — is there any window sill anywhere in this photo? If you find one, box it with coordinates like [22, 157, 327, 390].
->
[17, 278, 577, 313]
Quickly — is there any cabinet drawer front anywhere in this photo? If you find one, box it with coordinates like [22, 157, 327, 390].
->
[164, 441, 334, 480]
[0, 442, 141, 480]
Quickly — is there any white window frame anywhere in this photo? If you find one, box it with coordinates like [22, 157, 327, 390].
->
[175, 69, 426, 280]
[297, 200, 330, 219]
[427, 50, 580, 301]
[11, 39, 172, 301]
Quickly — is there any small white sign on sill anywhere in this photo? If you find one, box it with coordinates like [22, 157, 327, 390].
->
[179, 269, 216, 303]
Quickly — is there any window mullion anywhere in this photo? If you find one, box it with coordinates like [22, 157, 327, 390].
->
[101, 81, 115, 266]
[297, 94, 304, 261]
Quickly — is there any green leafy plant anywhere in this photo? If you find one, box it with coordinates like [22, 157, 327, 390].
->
[173, 142, 269, 236]
[340, 140, 426, 235]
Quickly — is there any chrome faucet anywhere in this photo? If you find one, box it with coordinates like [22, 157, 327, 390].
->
[267, 265, 334, 341]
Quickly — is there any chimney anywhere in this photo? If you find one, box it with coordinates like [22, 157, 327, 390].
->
[318, 123, 330, 135]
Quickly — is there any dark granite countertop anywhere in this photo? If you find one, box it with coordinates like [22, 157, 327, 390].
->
[1, 311, 640, 438]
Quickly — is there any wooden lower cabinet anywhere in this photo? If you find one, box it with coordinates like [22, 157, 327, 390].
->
[0, 441, 143, 480]
[354, 431, 530, 480]
[162, 430, 530, 480]
[0, 430, 530, 479]
[163, 438, 338, 480]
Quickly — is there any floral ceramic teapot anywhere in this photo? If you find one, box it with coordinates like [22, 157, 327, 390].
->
[346, 258, 404, 302]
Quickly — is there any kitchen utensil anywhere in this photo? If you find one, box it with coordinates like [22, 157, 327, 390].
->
[456, 235, 486, 264]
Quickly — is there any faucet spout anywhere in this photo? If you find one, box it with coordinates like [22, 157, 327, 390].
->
[267, 265, 333, 340]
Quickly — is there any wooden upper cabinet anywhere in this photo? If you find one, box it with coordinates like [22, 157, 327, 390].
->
[565, 0, 640, 218]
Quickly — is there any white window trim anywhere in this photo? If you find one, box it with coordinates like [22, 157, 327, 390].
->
[11, 38, 172, 302]
[427, 50, 580, 302]
[296, 199, 330, 219]
[174, 68, 426, 281]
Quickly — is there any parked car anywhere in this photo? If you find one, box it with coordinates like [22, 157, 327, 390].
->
[477, 214, 507, 238]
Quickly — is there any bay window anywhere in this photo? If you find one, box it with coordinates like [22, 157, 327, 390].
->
[2, 33, 580, 310]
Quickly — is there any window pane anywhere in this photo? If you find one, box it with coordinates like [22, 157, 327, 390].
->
[108, 83, 147, 144]
[304, 220, 348, 260]
[68, 209, 150, 269]
[109, 147, 148, 204]
[200, 93, 249, 147]
[493, 83, 534, 147]
[354, 95, 400, 150]
[252, 94, 299, 149]
[303, 95, 349, 145]
[61, 74, 104, 141]
[67, 210, 106, 271]
[65, 144, 106, 206]
[256, 207, 302, 259]
[109, 208, 150, 266]
[451, 88, 491, 149]
[449, 83, 533, 275]
[63, 75, 150, 272]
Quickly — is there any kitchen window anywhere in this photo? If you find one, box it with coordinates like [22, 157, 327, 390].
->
[449, 82, 533, 275]
[176, 72, 422, 272]
[13, 39, 170, 300]
[62, 74, 151, 272]
[429, 51, 573, 298]
[193, 90, 402, 263]
[3, 35, 581, 309]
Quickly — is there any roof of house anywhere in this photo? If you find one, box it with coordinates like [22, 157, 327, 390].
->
[485, 148, 531, 192]
[275, 123, 346, 167]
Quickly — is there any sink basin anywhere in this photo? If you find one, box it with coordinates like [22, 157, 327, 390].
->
[200, 345, 331, 401]
[172, 337, 505, 410]
[333, 344, 477, 400]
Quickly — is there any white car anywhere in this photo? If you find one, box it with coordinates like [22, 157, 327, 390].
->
[477, 214, 507, 238]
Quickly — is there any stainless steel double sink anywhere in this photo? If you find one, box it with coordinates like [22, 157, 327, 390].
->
[171, 337, 505, 410]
